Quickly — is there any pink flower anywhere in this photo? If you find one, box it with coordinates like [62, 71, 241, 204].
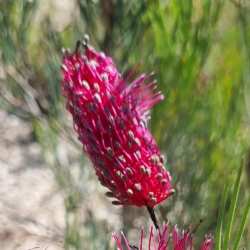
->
[61, 40, 174, 208]
[113, 224, 213, 250]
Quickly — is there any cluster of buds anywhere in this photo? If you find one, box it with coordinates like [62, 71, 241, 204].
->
[61, 37, 174, 209]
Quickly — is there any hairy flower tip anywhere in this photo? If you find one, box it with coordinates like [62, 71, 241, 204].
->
[61, 41, 173, 207]
[113, 224, 213, 250]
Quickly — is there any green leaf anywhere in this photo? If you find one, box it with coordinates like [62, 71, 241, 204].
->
[232, 198, 250, 250]
[215, 185, 228, 250]
[223, 163, 243, 249]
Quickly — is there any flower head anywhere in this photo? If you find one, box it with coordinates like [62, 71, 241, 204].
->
[113, 224, 213, 250]
[61, 39, 174, 207]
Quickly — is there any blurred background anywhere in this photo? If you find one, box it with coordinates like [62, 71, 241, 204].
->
[0, 0, 250, 249]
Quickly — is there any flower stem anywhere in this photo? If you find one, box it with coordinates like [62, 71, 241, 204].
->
[147, 206, 159, 230]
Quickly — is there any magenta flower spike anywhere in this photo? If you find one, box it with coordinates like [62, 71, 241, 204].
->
[61, 38, 174, 211]
[113, 224, 213, 250]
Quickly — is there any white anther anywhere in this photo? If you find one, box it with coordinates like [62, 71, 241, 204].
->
[140, 165, 146, 173]
[134, 183, 141, 192]
[93, 82, 100, 92]
[118, 155, 126, 163]
[125, 167, 133, 176]
[150, 154, 160, 164]
[156, 173, 163, 180]
[61, 64, 68, 71]
[94, 93, 102, 104]
[81, 80, 90, 90]
[127, 189, 133, 195]
[107, 147, 113, 156]
[148, 192, 154, 198]
[89, 60, 99, 68]
[161, 179, 168, 186]
[134, 138, 141, 146]
[101, 73, 108, 82]
[134, 150, 141, 159]
[75, 62, 80, 70]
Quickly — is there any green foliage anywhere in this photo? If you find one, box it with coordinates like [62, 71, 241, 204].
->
[215, 163, 250, 250]
[1, 0, 250, 249]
